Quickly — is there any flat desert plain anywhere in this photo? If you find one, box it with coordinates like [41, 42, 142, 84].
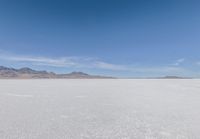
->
[0, 79, 200, 139]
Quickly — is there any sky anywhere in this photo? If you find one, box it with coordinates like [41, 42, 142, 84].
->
[0, 0, 200, 77]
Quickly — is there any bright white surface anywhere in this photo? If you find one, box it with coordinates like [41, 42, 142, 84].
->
[0, 79, 200, 139]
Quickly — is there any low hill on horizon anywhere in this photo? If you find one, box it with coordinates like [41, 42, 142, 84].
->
[0, 66, 114, 79]
[0, 66, 192, 79]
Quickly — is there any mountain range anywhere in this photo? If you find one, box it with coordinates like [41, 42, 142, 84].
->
[0, 66, 190, 79]
[0, 66, 113, 79]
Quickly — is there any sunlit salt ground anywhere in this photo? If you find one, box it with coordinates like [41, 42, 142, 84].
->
[0, 79, 200, 139]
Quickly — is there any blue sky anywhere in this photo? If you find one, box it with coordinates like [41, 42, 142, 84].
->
[0, 0, 200, 77]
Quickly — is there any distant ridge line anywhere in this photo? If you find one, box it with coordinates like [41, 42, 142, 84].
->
[0, 66, 114, 79]
[0, 66, 193, 79]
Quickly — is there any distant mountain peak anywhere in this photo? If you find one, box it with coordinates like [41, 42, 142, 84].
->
[18, 67, 36, 73]
[19, 67, 34, 71]
[0, 66, 113, 79]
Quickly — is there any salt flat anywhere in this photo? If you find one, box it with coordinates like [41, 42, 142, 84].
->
[0, 79, 200, 139]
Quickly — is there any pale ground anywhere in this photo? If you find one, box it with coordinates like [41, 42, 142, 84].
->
[0, 79, 200, 139]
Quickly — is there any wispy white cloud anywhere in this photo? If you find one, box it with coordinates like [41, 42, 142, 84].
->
[171, 58, 185, 66]
[177, 58, 185, 63]
[0, 53, 124, 70]
[0, 55, 77, 67]
[93, 61, 186, 76]
[0, 52, 193, 77]
[93, 61, 128, 71]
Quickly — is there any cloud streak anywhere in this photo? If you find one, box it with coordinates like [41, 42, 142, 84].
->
[0, 52, 193, 77]
[0, 53, 126, 70]
[171, 58, 185, 66]
[0, 55, 76, 67]
[93, 61, 128, 71]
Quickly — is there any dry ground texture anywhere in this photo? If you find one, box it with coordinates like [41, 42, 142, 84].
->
[0, 79, 200, 139]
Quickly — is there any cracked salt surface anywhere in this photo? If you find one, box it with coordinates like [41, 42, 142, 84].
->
[0, 79, 200, 139]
